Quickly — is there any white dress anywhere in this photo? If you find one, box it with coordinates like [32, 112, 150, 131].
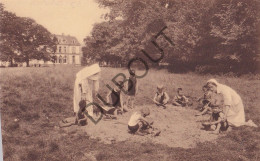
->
[217, 84, 245, 127]
[73, 64, 101, 117]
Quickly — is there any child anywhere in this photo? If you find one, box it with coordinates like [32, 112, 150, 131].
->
[75, 100, 88, 126]
[127, 69, 138, 109]
[172, 88, 189, 107]
[59, 100, 88, 127]
[153, 85, 169, 109]
[196, 86, 212, 114]
[106, 81, 128, 115]
[203, 106, 227, 134]
[196, 91, 228, 134]
[128, 107, 160, 136]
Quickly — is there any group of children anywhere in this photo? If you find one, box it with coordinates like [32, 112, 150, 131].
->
[67, 69, 227, 136]
[153, 85, 192, 108]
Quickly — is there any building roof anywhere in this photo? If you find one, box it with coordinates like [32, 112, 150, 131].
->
[54, 34, 81, 46]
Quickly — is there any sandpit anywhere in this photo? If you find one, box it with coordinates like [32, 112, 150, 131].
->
[83, 105, 220, 148]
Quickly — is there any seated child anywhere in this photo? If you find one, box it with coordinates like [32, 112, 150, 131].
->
[75, 100, 88, 126]
[195, 87, 213, 115]
[59, 100, 88, 127]
[197, 85, 210, 106]
[106, 81, 128, 115]
[153, 85, 169, 109]
[128, 107, 160, 136]
[172, 88, 189, 107]
[197, 91, 228, 134]
[202, 106, 228, 134]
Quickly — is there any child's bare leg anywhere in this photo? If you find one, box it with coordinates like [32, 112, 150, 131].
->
[210, 124, 216, 131]
[127, 96, 131, 108]
[135, 122, 146, 136]
[114, 109, 118, 116]
[212, 123, 221, 134]
[131, 97, 135, 109]
[172, 101, 181, 106]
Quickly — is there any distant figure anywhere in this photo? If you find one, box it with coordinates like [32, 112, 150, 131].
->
[128, 107, 160, 136]
[127, 69, 138, 109]
[172, 88, 189, 107]
[106, 81, 128, 115]
[153, 85, 169, 109]
[73, 64, 101, 117]
[206, 79, 257, 127]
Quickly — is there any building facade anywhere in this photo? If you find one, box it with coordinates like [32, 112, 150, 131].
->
[54, 34, 82, 65]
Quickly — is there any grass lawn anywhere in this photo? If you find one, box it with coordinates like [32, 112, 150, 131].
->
[1, 66, 260, 161]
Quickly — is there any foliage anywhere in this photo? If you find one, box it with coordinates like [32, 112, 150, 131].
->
[0, 3, 57, 66]
[82, 0, 260, 74]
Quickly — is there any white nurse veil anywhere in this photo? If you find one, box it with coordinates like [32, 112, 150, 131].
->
[207, 79, 219, 86]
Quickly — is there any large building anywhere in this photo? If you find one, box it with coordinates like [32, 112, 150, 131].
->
[54, 34, 82, 65]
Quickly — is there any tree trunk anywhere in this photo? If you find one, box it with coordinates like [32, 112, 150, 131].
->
[26, 59, 30, 67]
[10, 59, 13, 67]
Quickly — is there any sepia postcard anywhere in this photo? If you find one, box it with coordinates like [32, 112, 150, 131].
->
[0, 0, 259, 160]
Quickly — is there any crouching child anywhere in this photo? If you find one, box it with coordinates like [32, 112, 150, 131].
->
[128, 107, 160, 136]
[199, 91, 228, 134]
[202, 106, 228, 134]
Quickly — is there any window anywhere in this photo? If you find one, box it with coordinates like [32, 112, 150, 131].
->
[59, 56, 62, 63]
[72, 47, 76, 53]
[63, 56, 67, 63]
[59, 47, 61, 53]
[72, 56, 75, 64]
[64, 47, 66, 53]
[54, 56, 57, 63]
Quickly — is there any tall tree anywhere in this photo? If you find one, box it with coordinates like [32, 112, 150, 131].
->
[83, 0, 259, 74]
[0, 3, 57, 67]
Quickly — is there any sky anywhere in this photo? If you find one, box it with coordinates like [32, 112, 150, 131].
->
[2, 0, 109, 44]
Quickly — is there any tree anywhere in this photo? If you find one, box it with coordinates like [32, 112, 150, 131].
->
[209, 0, 260, 73]
[83, 0, 259, 74]
[0, 3, 20, 66]
[0, 3, 57, 67]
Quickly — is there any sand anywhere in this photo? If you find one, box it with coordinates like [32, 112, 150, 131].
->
[83, 105, 220, 148]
